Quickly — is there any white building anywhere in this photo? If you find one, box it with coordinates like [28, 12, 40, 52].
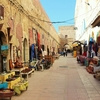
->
[75, 0, 100, 45]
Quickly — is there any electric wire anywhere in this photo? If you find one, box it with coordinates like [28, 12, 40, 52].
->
[31, 2, 100, 25]
[87, 1, 100, 24]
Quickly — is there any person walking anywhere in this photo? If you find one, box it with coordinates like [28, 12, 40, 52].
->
[65, 48, 67, 56]
[63, 49, 65, 57]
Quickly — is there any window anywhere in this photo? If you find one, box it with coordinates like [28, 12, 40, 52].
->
[0, 5, 4, 19]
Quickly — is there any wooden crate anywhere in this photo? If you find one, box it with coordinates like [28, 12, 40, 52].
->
[0, 89, 14, 100]
[20, 69, 34, 80]
[44, 55, 54, 64]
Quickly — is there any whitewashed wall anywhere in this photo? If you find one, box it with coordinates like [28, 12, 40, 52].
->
[75, 0, 100, 43]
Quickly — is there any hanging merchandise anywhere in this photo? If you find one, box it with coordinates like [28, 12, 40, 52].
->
[37, 33, 41, 51]
[89, 37, 94, 43]
[89, 37, 94, 51]
[84, 41, 87, 45]
[30, 44, 35, 61]
[37, 33, 41, 59]
[34, 32, 38, 59]
[41, 45, 45, 51]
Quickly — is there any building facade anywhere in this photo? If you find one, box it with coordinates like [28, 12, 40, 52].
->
[75, 0, 100, 45]
[59, 25, 76, 50]
[0, 0, 61, 72]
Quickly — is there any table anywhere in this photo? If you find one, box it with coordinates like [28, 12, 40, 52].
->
[12, 80, 28, 95]
[0, 89, 14, 100]
[20, 69, 34, 80]
[79, 55, 86, 64]
[0, 72, 15, 82]
[0, 82, 8, 89]
[8, 77, 21, 89]
[44, 55, 54, 64]
[92, 58, 99, 65]
[11, 67, 28, 77]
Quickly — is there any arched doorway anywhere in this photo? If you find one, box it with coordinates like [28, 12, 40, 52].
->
[23, 38, 28, 62]
[0, 31, 7, 72]
[64, 43, 71, 53]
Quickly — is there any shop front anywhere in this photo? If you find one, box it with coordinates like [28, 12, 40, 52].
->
[0, 31, 8, 73]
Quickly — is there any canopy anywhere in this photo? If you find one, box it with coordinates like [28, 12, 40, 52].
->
[71, 43, 78, 47]
[72, 40, 84, 45]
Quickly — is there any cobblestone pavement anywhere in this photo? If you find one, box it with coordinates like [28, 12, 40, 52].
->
[12, 53, 100, 100]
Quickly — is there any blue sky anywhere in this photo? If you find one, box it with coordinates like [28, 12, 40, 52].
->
[40, 0, 76, 32]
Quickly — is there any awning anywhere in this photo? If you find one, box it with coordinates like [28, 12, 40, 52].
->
[91, 11, 100, 27]
[72, 40, 84, 45]
[72, 43, 78, 47]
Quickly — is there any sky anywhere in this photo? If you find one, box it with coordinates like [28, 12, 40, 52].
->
[40, 0, 76, 33]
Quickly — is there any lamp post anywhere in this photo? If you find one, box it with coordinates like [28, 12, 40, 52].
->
[85, 2, 92, 9]
[85, 2, 90, 6]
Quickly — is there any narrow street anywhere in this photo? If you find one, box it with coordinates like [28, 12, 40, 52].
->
[12, 53, 100, 100]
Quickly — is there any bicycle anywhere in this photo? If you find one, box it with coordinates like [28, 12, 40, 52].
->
[36, 59, 44, 71]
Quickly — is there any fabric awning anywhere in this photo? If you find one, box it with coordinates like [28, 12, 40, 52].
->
[91, 11, 100, 27]
[72, 40, 84, 45]
[72, 43, 78, 47]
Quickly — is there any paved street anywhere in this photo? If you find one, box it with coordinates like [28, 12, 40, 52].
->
[12, 53, 100, 100]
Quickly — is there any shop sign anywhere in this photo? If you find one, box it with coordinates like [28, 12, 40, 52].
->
[1, 45, 9, 56]
[1, 45, 8, 50]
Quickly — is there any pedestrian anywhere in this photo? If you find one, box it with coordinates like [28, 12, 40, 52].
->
[47, 45, 49, 56]
[63, 49, 65, 57]
[65, 48, 68, 56]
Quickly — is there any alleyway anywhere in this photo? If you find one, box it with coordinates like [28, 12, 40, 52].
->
[12, 53, 100, 100]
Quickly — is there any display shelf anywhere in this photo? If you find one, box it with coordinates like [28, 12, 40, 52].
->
[12, 80, 28, 95]
[0, 89, 14, 100]
[44, 55, 54, 64]
[0, 72, 15, 82]
[7, 77, 21, 89]
[20, 69, 34, 80]
[11, 67, 28, 77]
[0, 82, 8, 89]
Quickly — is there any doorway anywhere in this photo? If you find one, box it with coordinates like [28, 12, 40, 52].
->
[23, 38, 28, 63]
[0, 31, 7, 72]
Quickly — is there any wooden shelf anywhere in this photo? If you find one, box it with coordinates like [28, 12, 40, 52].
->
[20, 69, 34, 80]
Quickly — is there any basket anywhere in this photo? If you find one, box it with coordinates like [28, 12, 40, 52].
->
[0, 89, 14, 100]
